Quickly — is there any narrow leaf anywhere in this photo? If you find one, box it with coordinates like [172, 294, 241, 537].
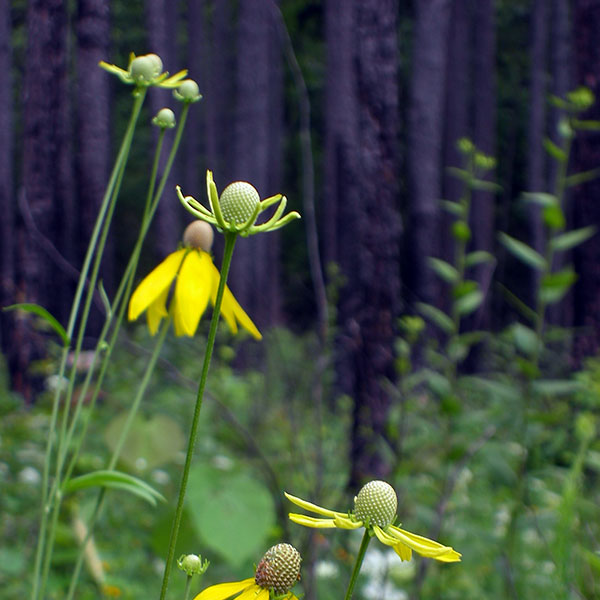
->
[440, 200, 465, 217]
[455, 290, 483, 316]
[565, 168, 600, 187]
[98, 280, 112, 319]
[540, 268, 577, 304]
[465, 251, 495, 268]
[532, 379, 584, 396]
[3, 303, 69, 347]
[571, 119, 600, 131]
[416, 302, 455, 335]
[471, 179, 502, 193]
[427, 257, 459, 284]
[521, 192, 558, 207]
[446, 166, 471, 183]
[550, 226, 596, 252]
[63, 470, 166, 506]
[498, 233, 547, 270]
[543, 138, 567, 162]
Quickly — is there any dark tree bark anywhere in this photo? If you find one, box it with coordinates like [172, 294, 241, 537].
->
[146, 0, 181, 257]
[325, 0, 401, 486]
[17, 0, 74, 398]
[470, 0, 496, 330]
[0, 0, 15, 366]
[76, 0, 111, 300]
[406, 0, 451, 309]
[572, 0, 600, 359]
[229, 0, 283, 330]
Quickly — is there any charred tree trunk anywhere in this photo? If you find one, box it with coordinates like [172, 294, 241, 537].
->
[18, 0, 74, 398]
[325, 0, 401, 486]
[406, 0, 451, 310]
[573, 0, 600, 359]
[230, 0, 283, 330]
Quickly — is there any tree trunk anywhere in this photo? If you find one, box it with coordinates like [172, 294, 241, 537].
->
[230, 0, 283, 330]
[76, 0, 111, 308]
[469, 0, 496, 330]
[146, 0, 180, 258]
[0, 0, 15, 372]
[325, 0, 401, 486]
[572, 0, 600, 360]
[405, 0, 451, 310]
[525, 0, 549, 311]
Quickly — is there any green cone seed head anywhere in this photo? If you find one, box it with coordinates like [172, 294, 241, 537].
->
[353, 480, 397, 527]
[255, 543, 301, 595]
[183, 220, 214, 252]
[219, 181, 260, 225]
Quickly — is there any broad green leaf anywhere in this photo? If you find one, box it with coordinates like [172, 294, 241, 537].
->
[543, 204, 566, 229]
[565, 167, 600, 187]
[63, 470, 165, 506]
[465, 251, 495, 268]
[416, 302, 455, 335]
[455, 290, 483, 316]
[521, 192, 558, 207]
[550, 226, 596, 252]
[532, 379, 583, 397]
[3, 303, 69, 347]
[540, 268, 577, 304]
[453, 280, 478, 299]
[471, 179, 502, 193]
[186, 464, 275, 567]
[427, 257, 459, 284]
[499, 232, 547, 270]
[543, 138, 567, 162]
[510, 323, 539, 357]
[439, 200, 465, 217]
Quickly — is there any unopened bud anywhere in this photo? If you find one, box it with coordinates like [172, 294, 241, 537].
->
[153, 108, 176, 129]
[174, 79, 202, 103]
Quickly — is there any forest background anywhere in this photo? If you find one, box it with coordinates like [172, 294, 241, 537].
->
[2, 0, 600, 599]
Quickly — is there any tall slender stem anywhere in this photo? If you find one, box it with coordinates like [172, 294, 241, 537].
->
[158, 232, 238, 600]
[343, 530, 371, 600]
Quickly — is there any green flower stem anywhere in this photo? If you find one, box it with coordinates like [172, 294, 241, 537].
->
[343, 529, 372, 600]
[31, 87, 147, 600]
[183, 575, 193, 600]
[64, 317, 171, 600]
[158, 231, 239, 600]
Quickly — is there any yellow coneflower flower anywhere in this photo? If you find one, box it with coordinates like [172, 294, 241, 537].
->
[128, 221, 261, 339]
[286, 480, 461, 563]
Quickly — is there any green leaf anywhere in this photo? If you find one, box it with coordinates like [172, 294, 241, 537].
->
[565, 167, 600, 187]
[497, 283, 537, 323]
[471, 179, 502, 193]
[426, 370, 452, 398]
[510, 323, 539, 357]
[543, 204, 566, 229]
[532, 379, 584, 397]
[439, 200, 465, 217]
[98, 280, 112, 318]
[571, 119, 600, 131]
[446, 166, 471, 183]
[63, 470, 165, 506]
[540, 268, 578, 304]
[521, 192, 558, 207]
[543, 138, 567, 162]
[550, 226, 596, 252]
[498, 232, 547, 270]
[427, 257, 459, 284]
[465, 251, 495, 268]
[455, 290, 483, 316]
[453, 280, 478, 299]
[416, 302, 455, 335]
[3, 303, 69, 347]
[186, 464, 276, 567]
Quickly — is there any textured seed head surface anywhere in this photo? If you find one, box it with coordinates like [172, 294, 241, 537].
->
[219, 182, 260, 224]
[255, 543, 301, 594]
[353, 480, 397, 527]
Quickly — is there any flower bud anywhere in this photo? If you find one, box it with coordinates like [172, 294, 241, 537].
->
[130, 55, 160, 83]
[219, 181, 260, 225]
[174, 79, 202, 103]
[145, 53, 163, 77]
[183, 220, 214, 252]
[354, 480, 397, 527]
[177, 553, 209, 576]
[255, 543, 301, 595]
[152, 108, 176, 129]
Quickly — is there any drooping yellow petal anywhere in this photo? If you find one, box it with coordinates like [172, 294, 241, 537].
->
[284, 492, 342, 518]
[288, 513, 337, 528]
[174, 250, 212, 336]
[129, 249, 186, 321]
[236, 585, 269, 600]
[193, 578, 254, 600]
[373, 525, 412, 561]
[386, 525, 461, 562]
[145, 287, 169, 335]
[333, 514, 363, 529]
[209, 262, 262, 340]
